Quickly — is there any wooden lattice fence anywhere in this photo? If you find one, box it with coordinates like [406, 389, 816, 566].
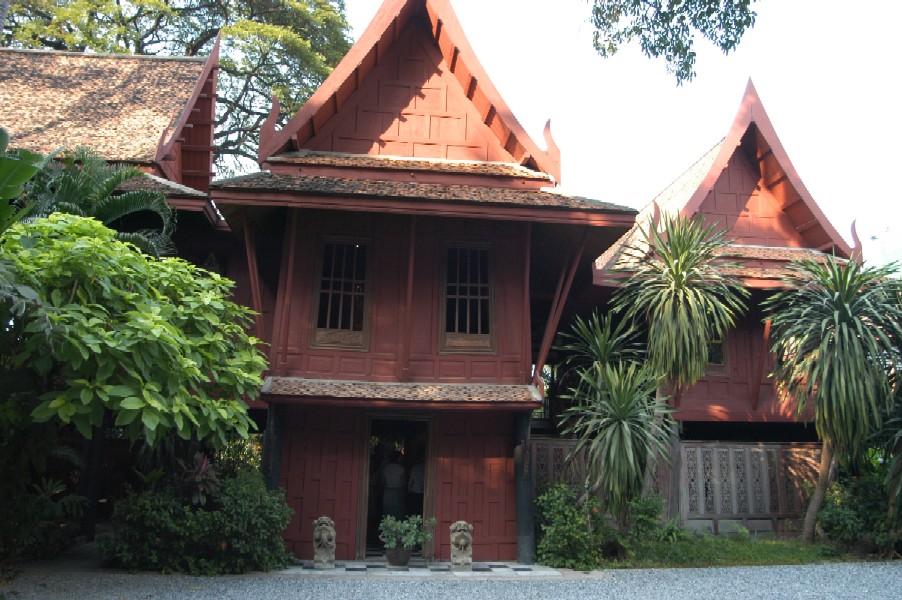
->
[530, 436, 820, 534]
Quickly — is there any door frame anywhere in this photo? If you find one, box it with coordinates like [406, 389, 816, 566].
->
[355, 413, 437, 560]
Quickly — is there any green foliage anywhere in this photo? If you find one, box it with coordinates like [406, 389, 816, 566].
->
[20, 148, 176, 257]
[766, 259, 902, 462]
[616, 535, 839, 568]
[561, 362, 673, 526]
[614, 213, 749, 392]
[378, 514, 436, 550]
[5, 1, 351, 167]
[101, 469, 293, 575]
[817, 466, 899, 554]
[1, 127, 46, 232]
[0, 214, 267, 447]
[0, 475, 86, 562]
[535, 483, 609, 570]
[590, 0, 758, 84]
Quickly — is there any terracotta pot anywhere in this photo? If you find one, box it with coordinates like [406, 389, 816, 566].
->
[385, 547, 412, 566]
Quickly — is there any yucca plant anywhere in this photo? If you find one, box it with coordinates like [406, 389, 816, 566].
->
[765, 257, 902, 542]
[613, 213, 749, 395]
[561, 362, 673, 528]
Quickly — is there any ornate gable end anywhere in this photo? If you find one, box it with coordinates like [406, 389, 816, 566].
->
[683, 81, 851, 257]
[304, 21, 511, 162]
[259, 0, 560, 182]
[697, 144, 807, 248]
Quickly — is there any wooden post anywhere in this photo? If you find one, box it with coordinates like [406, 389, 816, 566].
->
[513, 411, 535, 564]
[262, 403, 285, 490]
[749, 319, 772, 410]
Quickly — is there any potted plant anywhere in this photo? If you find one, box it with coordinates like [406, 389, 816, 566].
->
[378, 514, 436, 566]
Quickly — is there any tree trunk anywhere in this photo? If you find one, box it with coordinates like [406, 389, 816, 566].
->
[801, 441, 835, 543]
[0, 0, 9, 40]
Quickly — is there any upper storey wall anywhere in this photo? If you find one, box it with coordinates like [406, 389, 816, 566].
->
[302, 21, 515, 162]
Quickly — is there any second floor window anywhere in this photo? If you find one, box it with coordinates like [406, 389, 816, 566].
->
[311, 240, 370, 349]
[442, 245, 493, 352]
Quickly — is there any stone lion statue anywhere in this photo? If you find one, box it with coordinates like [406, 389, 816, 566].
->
[449, 520, 473, 566]
[312, 515, 336, 568]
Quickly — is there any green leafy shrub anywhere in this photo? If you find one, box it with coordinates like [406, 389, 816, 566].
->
[378, 515, 435, 550]
[535, 483, 609, 569]
[102, 469, 292, 574]
[0, 477, 85, 562]
[818, 468, 898, 554]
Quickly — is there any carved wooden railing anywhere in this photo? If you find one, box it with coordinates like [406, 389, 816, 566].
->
[530, 436, 820, 533]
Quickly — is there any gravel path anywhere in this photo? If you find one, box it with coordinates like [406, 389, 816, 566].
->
[4, 562, 902, 600]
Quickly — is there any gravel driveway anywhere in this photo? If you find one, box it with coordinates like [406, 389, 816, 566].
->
[4, 561, 902, 600]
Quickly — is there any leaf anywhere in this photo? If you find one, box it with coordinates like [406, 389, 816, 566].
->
[119, 396, 145, 410]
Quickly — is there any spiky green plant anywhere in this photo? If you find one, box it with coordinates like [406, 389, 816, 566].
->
[561, 362, 673, 527]
[21, 147, 176, 257]
[613, 213, 748, 393]
[764, 257, 902, 542]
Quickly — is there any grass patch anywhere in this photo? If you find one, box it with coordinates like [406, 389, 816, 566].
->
[605, 536, 843, 569]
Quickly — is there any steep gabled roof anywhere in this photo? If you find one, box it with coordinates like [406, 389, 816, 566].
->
[257, 0, 560, 182]
[595, 80, 854, 286]
[0, 43, 218, 194]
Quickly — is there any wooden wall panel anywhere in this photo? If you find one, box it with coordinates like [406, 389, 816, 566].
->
[302, 22, 513, 163]
[678, 316, 804, 422]
[433, 412, 517, 561]
[279, 405, 365, 560]
[271, 211, 529, 385]
[698, 152, 806, 248]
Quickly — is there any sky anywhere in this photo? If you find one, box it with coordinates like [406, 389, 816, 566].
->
[344, 0, 902, 264]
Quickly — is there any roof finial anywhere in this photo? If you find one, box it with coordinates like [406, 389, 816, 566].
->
[259, 96, 281, 164]
[543, 119, 561, 185]
[850, 220, 863, 264]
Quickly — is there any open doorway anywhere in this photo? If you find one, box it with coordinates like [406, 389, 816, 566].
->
[364, 418, 430, 557]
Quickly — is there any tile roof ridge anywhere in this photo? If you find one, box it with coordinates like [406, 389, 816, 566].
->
[0, 47, 206, 62]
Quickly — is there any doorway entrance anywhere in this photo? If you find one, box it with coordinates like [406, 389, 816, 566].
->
[363, 418, 430, 557]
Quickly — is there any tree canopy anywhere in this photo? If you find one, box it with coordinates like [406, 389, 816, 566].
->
[591, 0, 758, 84]
[0, 213, 267, 447]
[3, 0, 351, 169]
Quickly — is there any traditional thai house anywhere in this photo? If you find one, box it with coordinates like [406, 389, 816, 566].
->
[210, 0, 635, 562]
[0, 45, 225, 240]
[590, 80, 856, 534]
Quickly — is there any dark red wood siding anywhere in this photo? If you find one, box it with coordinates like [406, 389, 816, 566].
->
[267, 210, 530, 385]
[434, 411, 516, 561]
[279, 405, 366, 559]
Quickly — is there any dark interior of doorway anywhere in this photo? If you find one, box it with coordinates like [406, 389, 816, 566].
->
[365, 418, 428, 557]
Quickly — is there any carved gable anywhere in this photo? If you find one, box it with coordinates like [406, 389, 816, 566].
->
[304, 22, 511, 162]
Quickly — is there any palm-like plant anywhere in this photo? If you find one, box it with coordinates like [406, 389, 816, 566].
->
[22, 148, 176, 257]
[561, 361, 672, 527]
[765, 257, 902, 542]
[613, 213, 749, 394]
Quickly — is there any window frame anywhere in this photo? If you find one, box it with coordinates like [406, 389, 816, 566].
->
[706, 337, 728, 377]
[309, 236, 373, 351]
[438, 242, 496, 354]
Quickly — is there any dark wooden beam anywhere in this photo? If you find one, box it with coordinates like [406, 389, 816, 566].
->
[532, 228, 587, 386]
[243, 221, 265, 339]
[749, 319, 772, 410]
[398, 216, 417, 382]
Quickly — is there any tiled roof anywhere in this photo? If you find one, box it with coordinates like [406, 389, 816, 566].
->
[212, 172, 633, 213]
[117, 173, 208, 198]
[262, 376, 542, 405]
[0, 48, 206, 162]
[268, 151, 554, 181]
[594, 140, 725, 274]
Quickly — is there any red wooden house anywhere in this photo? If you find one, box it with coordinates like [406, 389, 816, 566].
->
[592, 80, 856, 533]
[210, 0, 635, 562]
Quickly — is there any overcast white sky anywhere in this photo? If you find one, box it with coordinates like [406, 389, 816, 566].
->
[344, 0, 902, 264]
